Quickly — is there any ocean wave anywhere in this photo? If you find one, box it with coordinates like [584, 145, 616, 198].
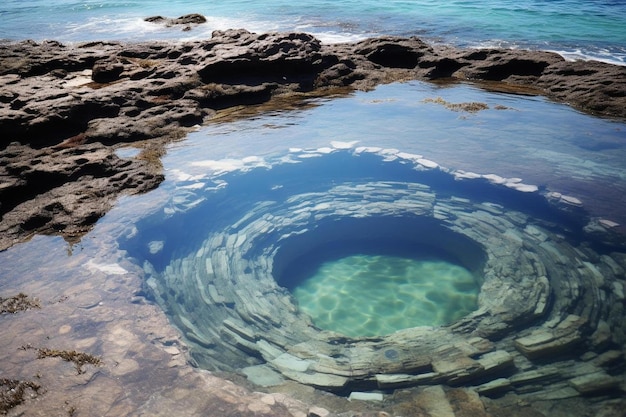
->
[547, 48, 626, 66]
[56, 15, 279, 42]
[467, 39, 626, 66]
[1, 1, 624, 65]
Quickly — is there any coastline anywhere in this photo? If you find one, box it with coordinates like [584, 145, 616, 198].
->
[1, 28, 625, 250]
[1, 28, 626, 417]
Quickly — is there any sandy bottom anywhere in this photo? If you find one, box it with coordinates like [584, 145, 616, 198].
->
[292, 255, 479, 337]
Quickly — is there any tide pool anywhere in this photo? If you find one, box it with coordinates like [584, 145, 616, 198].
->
[1, 0, 626, 410]
[1, 76, 625, 412]
[111, 80, 625, 370]
[171, 81, 626, 229]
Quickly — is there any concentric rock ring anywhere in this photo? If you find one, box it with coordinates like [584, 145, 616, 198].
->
[125, 145, 626, 396]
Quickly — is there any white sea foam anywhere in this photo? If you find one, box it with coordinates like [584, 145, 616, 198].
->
[58, 14, 278, 43]
[308, 31, 371, 44]
[547, 49, 626, 66]
[469, 40, 626, 66]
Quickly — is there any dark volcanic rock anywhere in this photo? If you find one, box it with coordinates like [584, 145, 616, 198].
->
[92, 59, 125, 83]
[144, 13, 207, 31]
[0, 142, 163, 250]
[354, 36, 431, 68]
[196, 31, 331, 86]
[173, 13, 207, 25]
[0, 30, 625, 250]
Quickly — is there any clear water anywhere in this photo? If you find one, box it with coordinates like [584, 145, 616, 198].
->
[0, 0, 625, 407]
[292, 255, 479, 337]
[106, 80, 626, 375]
[1, 0, 624, 64]
[172, 81, 626, 229]
[110, 80, 625, 345]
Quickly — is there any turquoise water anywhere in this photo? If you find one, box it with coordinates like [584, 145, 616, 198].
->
[292, 255, 479, 337]
[1, 0, 625, 64]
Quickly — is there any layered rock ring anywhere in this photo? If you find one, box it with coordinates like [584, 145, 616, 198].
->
[125, 143, 625, 396]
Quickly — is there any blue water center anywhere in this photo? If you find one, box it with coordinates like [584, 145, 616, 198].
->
[292, 254, 479, 337]
[271, 214, 484, 337]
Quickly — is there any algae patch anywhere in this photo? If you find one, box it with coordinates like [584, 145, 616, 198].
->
[0, 378, 42, 415]
[423, 97, 490, 112]
[21, 345, 102, 375]
[0, 293, 40, 314]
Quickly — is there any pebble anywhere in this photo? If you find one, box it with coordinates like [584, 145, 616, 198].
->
[308, 406, 330, 417]
[163, 346, 181, 355]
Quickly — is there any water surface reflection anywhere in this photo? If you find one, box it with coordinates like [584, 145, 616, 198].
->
[174, 80, 626, 228]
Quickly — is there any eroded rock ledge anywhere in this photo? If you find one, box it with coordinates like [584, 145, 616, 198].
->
[1, 29, 625, 250]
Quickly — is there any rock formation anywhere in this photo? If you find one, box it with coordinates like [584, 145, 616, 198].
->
[1, 29, 625, 250]
[125, 146, 625, 402]
[144, 13, 208, 28]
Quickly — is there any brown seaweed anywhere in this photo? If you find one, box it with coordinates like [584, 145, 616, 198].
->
[0, 378, 42, 415]
[0, 293, 40, 314]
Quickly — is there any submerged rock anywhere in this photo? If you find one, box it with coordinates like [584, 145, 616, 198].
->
[123, 148, 626, 406]
[0, 29, 625, 249]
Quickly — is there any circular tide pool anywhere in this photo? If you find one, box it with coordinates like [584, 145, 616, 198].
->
[121, 145, 625, 393]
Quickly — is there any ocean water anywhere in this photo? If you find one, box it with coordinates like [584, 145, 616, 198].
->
[1, 0, 625, 64]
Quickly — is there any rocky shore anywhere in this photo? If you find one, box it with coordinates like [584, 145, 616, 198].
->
[2, 24, 626, 417]
[1, 28, 626, 250]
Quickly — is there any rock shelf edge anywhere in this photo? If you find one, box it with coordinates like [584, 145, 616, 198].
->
[1, 28, 625, 250]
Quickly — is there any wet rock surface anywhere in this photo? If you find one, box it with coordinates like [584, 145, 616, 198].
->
[0, 141, 163, 250]
[1, 29, 626, 250]
[0, 238, 325, 417]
